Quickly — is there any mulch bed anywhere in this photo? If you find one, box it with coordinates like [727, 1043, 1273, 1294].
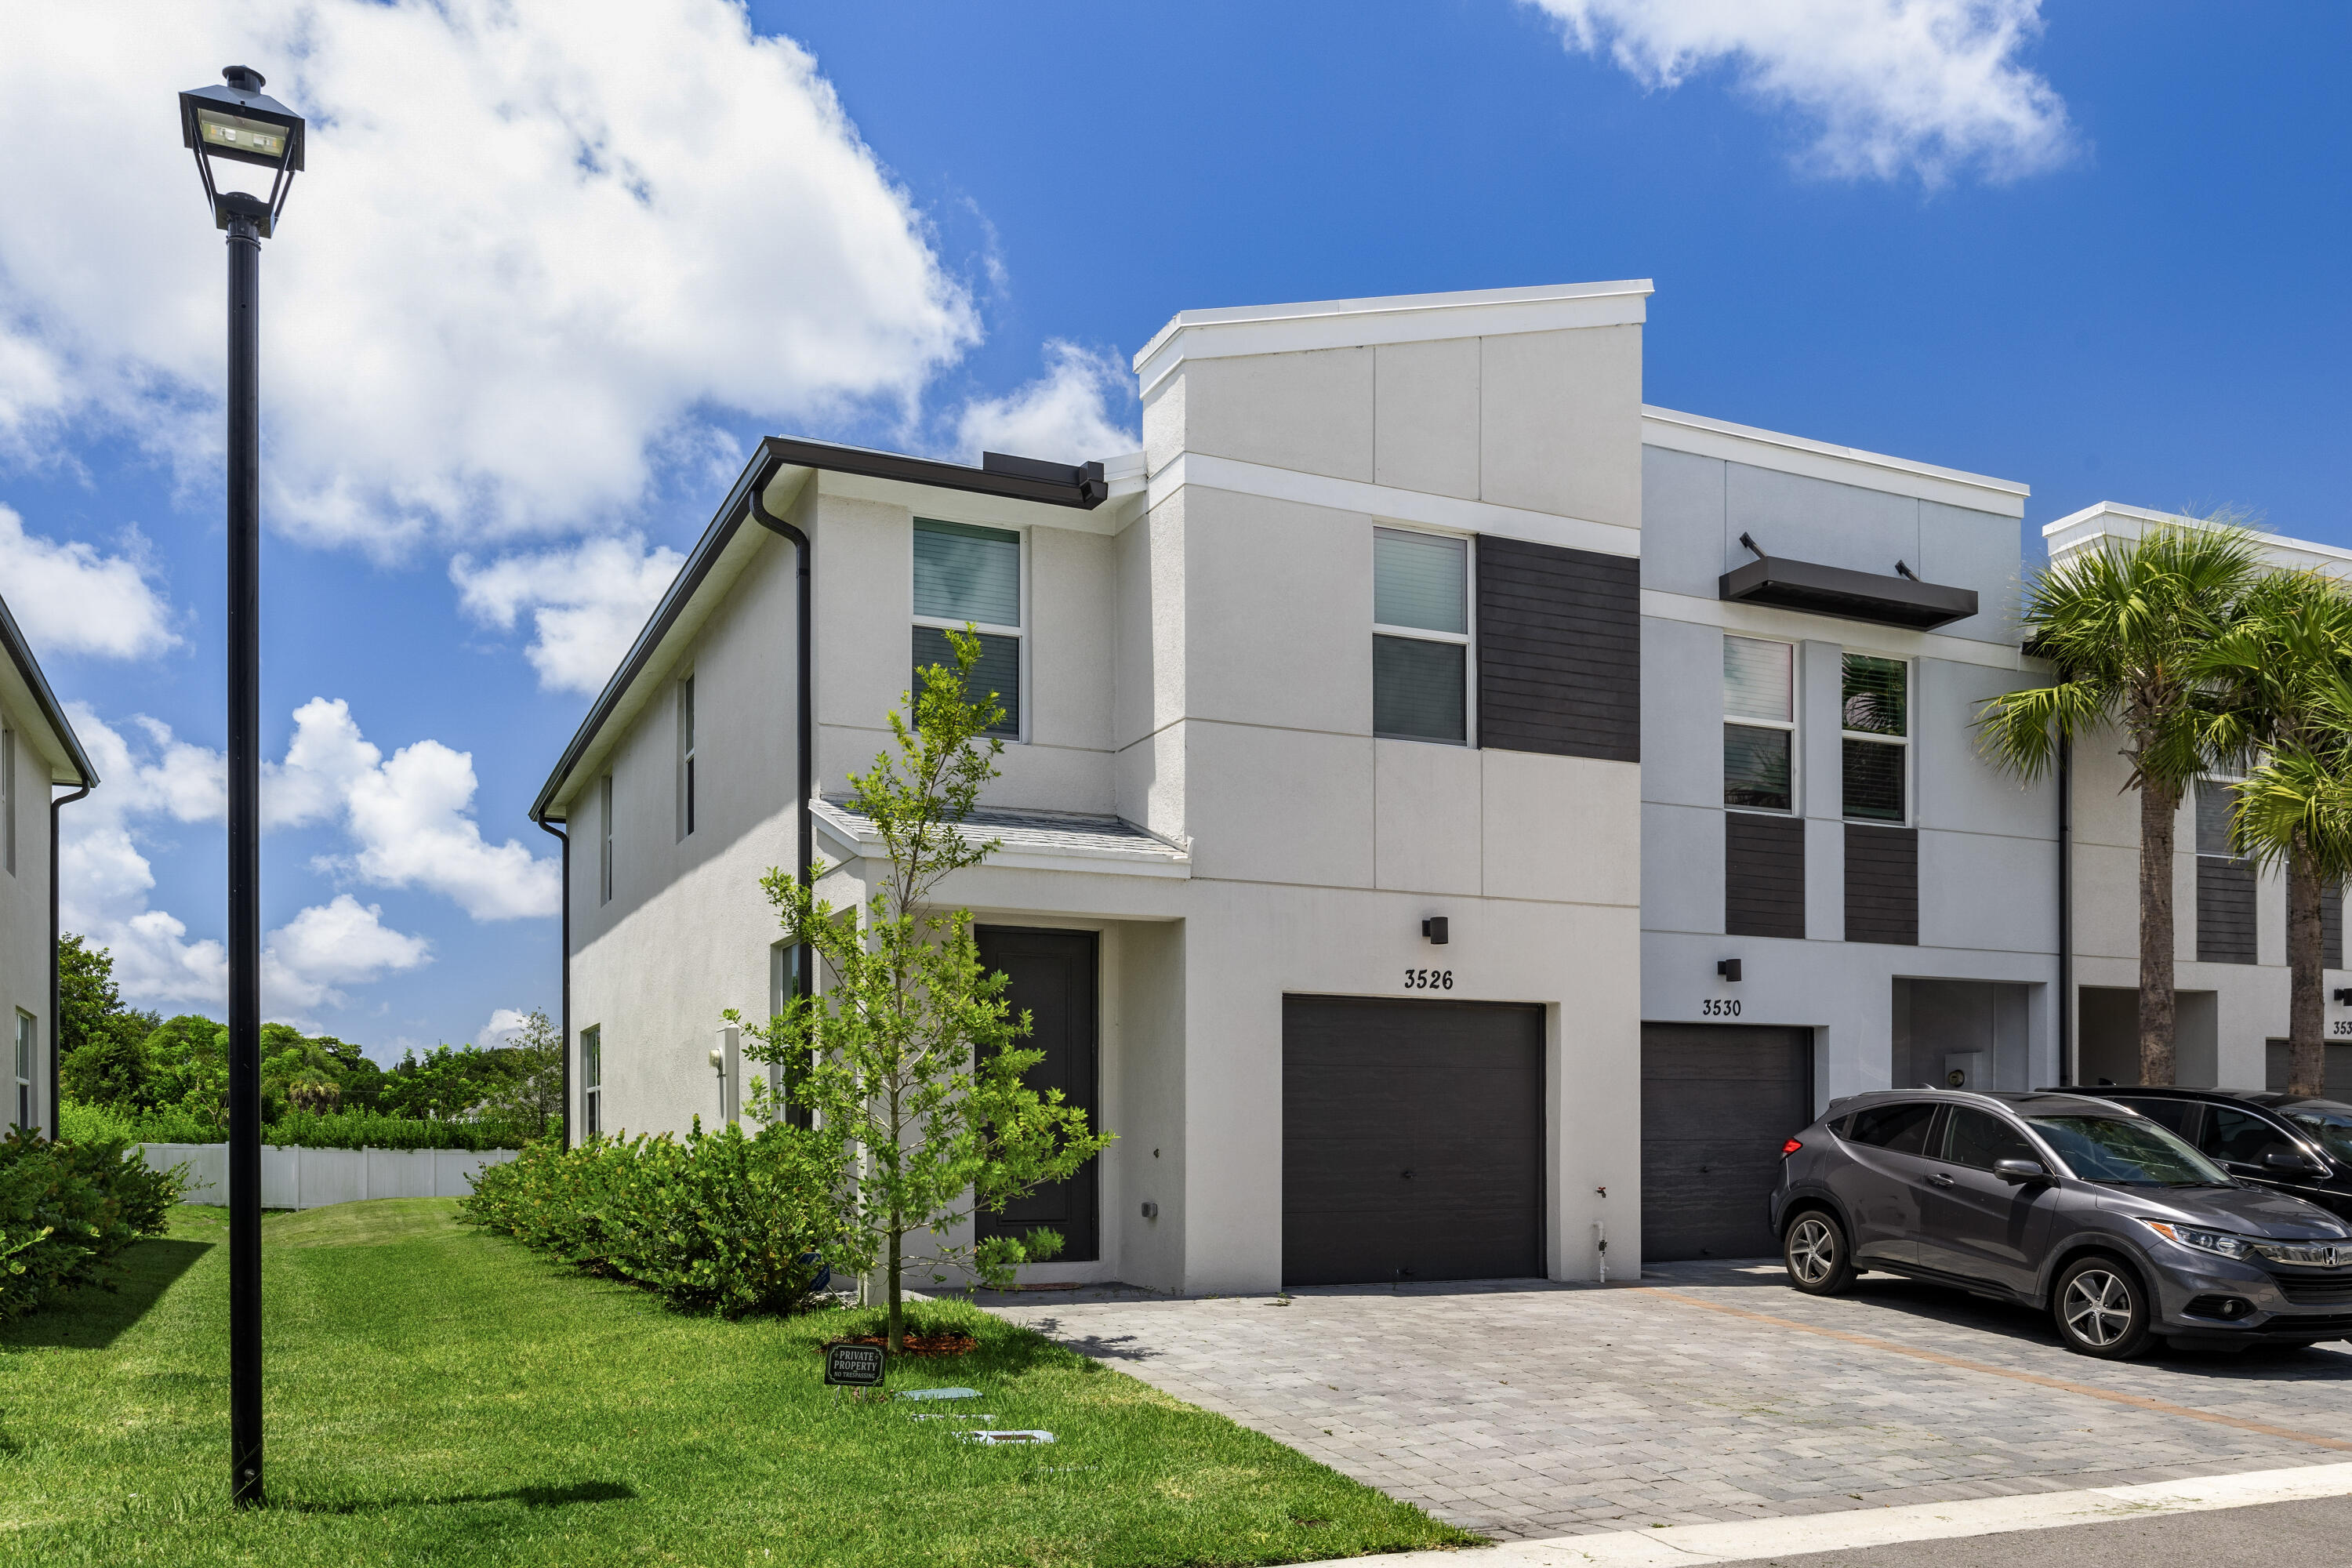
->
[826, 1334, 979, 1358]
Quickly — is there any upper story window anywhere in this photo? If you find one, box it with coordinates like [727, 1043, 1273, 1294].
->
[1373, 528, 1470, 745]
[598, 774, 615, 905]
[2196, 775, 2241, 858]
[912, 518, 1021, 739]
[677, 675, 696, 840]
[1724, 635, 1794, 811]
[1840, 654, 1908, 822]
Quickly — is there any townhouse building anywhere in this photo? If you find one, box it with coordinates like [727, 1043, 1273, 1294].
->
[532, 278, 2097, 1291]
[0, 590, 96, 1137]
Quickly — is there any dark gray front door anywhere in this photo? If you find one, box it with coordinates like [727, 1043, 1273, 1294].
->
[975, 927, 1099, 1263]
[1640, 1023, 1815, 1261]
[1282, 996, 1545, 1287]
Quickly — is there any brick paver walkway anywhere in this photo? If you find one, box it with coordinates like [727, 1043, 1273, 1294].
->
[978, 1263, 2352, 1541]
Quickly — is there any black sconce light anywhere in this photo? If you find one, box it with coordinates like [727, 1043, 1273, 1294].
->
[1421, 916, 1449, 946]
[2335, 988, 2352, 1007]
[1717, 959, 1742, 982]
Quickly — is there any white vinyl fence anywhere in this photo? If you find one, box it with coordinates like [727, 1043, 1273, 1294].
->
[140, 1143, 519, 1210]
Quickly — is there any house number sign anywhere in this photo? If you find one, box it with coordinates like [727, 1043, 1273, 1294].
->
[1403, 969, 1454, 991]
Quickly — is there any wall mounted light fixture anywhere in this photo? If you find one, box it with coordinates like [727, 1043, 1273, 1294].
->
[1717, 959, 1742, 982]
[1422, 916, 1450, 945]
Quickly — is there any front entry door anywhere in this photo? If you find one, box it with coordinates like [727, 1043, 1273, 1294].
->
[975, 927, 1100, 1262]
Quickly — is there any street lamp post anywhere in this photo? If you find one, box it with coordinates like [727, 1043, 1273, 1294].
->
[178, 64, 304, 1512]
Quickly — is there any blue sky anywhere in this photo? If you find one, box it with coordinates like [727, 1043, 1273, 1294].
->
[2, 2, 2345, 1059]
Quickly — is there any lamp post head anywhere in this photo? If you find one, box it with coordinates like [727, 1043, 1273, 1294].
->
[179, 66, 305, 237]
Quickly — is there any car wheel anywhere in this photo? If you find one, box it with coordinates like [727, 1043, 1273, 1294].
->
[1783, 1210, 1855, 1296]
[2053, 1254, 2153, 1359]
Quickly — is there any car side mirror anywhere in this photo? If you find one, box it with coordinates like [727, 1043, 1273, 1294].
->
[1994, 1158, 2049, 1182]
[2263, 1149, 2328, 1176]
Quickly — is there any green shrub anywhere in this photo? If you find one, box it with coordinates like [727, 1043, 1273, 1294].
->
[461, 1120, 848, 1317]
[57, 1098, 546, 1151]
[0, 1131, 183, 1320]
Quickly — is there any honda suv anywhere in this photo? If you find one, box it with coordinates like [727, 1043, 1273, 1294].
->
[1772, 1088, 2352, 1358]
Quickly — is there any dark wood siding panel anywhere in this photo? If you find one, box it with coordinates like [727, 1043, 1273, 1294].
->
[2325, 880, 2343, 972]
[1726, 811, 1806, 939]
[1640, 1023, 1814, 1261]
[1282, 996, 1544, 1287]
[2197, 858, 2257, 964]
[1475, 535, 1639, 762]
[1844, 823, 1918, 946]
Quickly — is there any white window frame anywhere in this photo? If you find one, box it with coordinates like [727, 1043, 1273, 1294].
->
[579, 1024, 601, 1139]
[598, 774, 614, 905]
[911, 521, 1029, 744]
[14, 1009, 34, 1133]
[1724, 633, 1799, 815]
[1370, 524, 1476, 746]
[1838, 649, 1912, 827]
[677, 673, 696, 841]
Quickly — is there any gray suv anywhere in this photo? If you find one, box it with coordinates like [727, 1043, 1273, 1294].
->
[1772, 1089, 2352, 1358]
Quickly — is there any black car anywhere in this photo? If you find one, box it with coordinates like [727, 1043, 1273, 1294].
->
[2085, 1086, 2352, 1221]
[1773, 1088, 2352, 1358]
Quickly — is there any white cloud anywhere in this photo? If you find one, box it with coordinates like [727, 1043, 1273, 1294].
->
[60, 712, 435, 1014]
[476, 1007, 532, 1050]
[0, 506, 176, 659]
[1526, 0, 2075, 183]
[451, 535, 684, 695]
[0, 0, 979, 551]
[264, 895, 430, 1012]
[340, 735, 559, 920]
[953, 341, 1139, 466]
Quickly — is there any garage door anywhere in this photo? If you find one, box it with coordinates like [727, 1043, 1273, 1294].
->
[1283, 996, 1544, 1287]
[1641, 1023, 1813, 1261]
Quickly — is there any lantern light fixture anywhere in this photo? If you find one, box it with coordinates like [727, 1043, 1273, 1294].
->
[178, 66, 305, 237]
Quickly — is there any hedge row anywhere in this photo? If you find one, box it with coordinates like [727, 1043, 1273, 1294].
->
[460, 1120, 848, 1317]
[60, 1098, 547, 1151]
[1, 1131, 181, 1320]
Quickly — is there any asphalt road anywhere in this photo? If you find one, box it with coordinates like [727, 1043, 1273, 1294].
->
[1748, 1493, 2352, 1567]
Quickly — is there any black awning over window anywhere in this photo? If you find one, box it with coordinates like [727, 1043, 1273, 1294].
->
[1718, 554, 1978, 630]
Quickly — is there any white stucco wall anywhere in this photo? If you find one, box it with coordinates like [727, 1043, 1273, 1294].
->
[0, 670, 72, 1138]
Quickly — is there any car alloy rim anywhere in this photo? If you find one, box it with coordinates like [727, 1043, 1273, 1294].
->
[1788, 1218, 1835, 1285]
[2063, 1269, 2135, 1346]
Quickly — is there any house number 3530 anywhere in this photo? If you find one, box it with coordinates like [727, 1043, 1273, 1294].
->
[1403, 969, 1454, 990]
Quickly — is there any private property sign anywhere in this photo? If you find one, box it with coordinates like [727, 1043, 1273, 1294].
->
[825, 1344, 885, 1387]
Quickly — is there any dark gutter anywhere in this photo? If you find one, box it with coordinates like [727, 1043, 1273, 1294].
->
[1719, 554, 1978, 631]
[748, 488, 815, 1112]
[2058, 732, 2073, 1087]
[537, 817, 568, 1147]
[49, 780, 90, 1138]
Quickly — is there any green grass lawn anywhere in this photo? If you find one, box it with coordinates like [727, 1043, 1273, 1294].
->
[0, 1201, 1475, 1567]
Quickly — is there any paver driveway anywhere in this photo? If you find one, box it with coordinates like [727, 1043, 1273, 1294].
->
[979, 1262, 2352, 1541]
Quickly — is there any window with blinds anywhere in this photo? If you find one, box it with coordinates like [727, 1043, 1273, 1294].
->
[913, 518, 1021, 738]
[1373, 528, 1469, 744]
[2197, 777, 2256, 964]
[1724, 636, 1794, 811]
[579, 1025, 602, 1138]
[13, 1010, 33, 1133]
[1841, 653, 1907, 822]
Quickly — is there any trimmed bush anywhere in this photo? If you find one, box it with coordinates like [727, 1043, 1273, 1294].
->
[460, 1120, 848, 1317]
[59, 1098, 545, 1152]
[0, 1131, 183, 1320]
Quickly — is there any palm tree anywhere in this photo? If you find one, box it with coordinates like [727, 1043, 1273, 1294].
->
[1977, 517, 2262, 1087]
[2201, 571, 2352, 1097]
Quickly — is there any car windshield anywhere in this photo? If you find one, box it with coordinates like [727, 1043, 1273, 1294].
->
[2285, 1104, 2352, 1165]
[2025, 1114, 2231, 1187]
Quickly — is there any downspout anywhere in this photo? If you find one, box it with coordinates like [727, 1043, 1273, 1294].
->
[537, 817, 569, 1147]
[49, 780, 90, 1138]
[2058, 731, 2074, 1087]
[748, 476, 816, 1058]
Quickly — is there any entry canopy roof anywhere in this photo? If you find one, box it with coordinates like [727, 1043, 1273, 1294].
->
[1719, 543, 1978, 631]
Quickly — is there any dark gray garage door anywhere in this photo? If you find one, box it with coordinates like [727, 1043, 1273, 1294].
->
[1283, 996, 1544, 1287]
[1641, 1022, 1813, 1261]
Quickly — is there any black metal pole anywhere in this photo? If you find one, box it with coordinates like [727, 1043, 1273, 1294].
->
[2058, 731, 2074, 1088]
[225, 209, 265, 1509]
[536, 818, 570, 1147]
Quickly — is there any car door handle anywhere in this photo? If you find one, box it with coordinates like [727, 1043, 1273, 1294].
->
[1926, 1173, 1956, 1188]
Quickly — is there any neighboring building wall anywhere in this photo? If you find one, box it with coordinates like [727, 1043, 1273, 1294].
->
[1637, 416, 2057, 1104]
[0, 680, 67, 1136]
[566, 530, 802, 1140]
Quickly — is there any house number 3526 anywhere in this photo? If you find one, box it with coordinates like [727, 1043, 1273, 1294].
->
[1403, 969, 1454, 990]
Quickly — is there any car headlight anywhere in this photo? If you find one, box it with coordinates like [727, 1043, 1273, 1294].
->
[2138, 1219, 2253, 1258]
